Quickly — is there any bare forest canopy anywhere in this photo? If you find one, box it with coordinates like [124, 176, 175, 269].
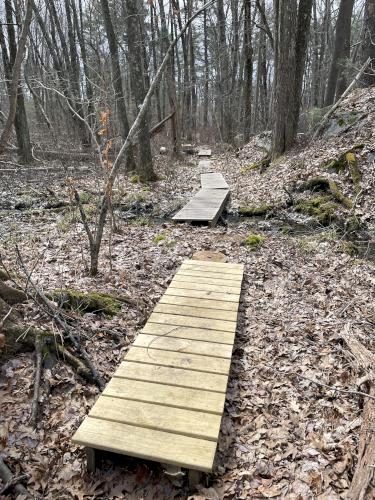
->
[0, 0, 374, 172]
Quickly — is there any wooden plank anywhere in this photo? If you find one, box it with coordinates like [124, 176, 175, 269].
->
[173, 274, 241, 289]
[159, 294, 239, 312]
[173, 188, 229, 225]
[201, 173, 228, 189]
[178, 269, 243, 282]
[154, 303, 238, 322]
[89, 396, 222, 441]
[133, 334, 233, 358]
[141, 323, 235, 344]
[169, 280, 240, 295]
[148, 312, 237, 333]
[198, 149, 212, 157]
[103, 377, 226, 414]
[115, 361, 229, 392]
[184, 259, 244, 270]
[164, 286, 240, 302]
[125, 347, 231, 374]
[180, 263, 243, 277]
[73, 416, 217, 472]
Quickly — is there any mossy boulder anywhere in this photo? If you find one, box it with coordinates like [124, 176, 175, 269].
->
[239, 204, 273, 216]
[52, 289, 122, 316]
[323, 147, 363, 192]
[294, 195, 339, 226]
[299, 177, 352, 209]
[244, 234, 266, 250]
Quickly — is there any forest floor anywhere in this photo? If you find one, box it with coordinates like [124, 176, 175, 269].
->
[1, 88, 375, 499]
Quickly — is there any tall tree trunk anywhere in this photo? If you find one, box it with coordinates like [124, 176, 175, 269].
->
[272, 0, 312, 157]
[124, 0, 156, 182]
[217, 0, 233, 143]
[0, 0, 33, 159]
[100, 0, 135, 170]
[158, 0, 180, 155]
[243, 0, 253, 141]
[203, 9, 209, 128]
[291, 0, 313, 138]
[324, 0, 355, 106]
[362, 0, 375, 86]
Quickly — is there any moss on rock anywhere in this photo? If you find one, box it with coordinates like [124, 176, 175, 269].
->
[323, 147, 363, 192]
[299, 177, 352, 209]
[52, 289, 122, 316]
[239, 204, 273, 216]
[295, 195, 339, 226]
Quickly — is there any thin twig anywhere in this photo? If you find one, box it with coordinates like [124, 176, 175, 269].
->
[30, 333, 43, 427]
[294, 372, 375, 401]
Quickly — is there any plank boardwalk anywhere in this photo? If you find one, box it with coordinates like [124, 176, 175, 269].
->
[201, 173, 229, 189]
[173, 173, 230, 226]
[198, 148, 212, 157]
[72, 259, 244, 475]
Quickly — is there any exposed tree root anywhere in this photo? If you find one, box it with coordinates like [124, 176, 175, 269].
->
[0, 456, 31, 498]
[0, 280, 27, 305]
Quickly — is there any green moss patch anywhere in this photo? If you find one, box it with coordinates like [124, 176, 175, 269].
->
[322, 147, 363, 192]
[239, 204, 273, 216]
[52, 289, 122, 316]
[244, 233, 266, 249]
[339, 241, 359, 256]
[153, 233, 166, 244]
[294, 195, 339, 226]
[299, 177, 352, 209]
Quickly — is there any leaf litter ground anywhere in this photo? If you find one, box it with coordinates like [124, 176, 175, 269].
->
[1, 89, 375, 498]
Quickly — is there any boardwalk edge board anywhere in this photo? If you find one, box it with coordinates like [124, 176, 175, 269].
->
[72, 259, 244, 474]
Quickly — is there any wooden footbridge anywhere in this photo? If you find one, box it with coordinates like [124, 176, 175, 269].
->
[172, 148, 230, 227]
[72, 258, 244, 486]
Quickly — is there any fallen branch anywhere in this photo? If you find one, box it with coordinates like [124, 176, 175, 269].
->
[29, 333, 43, 427]
[15, 246, 105, 389]
[293, 372, 375, 401]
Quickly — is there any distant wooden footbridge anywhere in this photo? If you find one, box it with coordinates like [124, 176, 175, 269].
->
[173, 148, 230, 227]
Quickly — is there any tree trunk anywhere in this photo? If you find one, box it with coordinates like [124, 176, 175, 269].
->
[100, 0, 135, 171]
[124, 0, 156, 181]
[361, 0, 375, 86]
[203, 9, 209, 128]
[324, 0, 355, 106]
[0, 0, 33, 160]
[272, 0, 312, 157]
[158, 0, 181, 156]
[243, 0, 253, 141]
